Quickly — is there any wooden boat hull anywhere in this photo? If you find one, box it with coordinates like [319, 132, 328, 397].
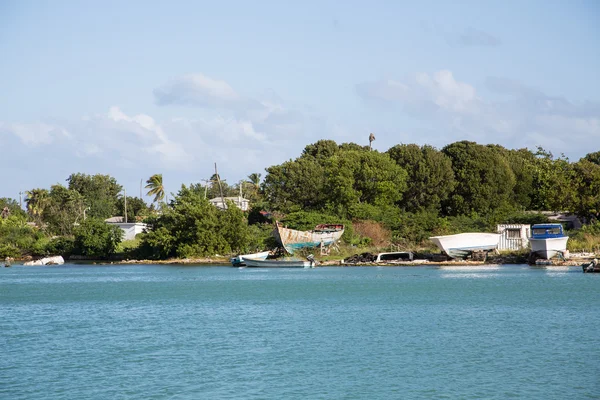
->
[429, 233, 500, 259]
[274, 223, 344, 254]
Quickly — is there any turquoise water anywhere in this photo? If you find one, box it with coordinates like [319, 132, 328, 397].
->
[1, 264, 599, 399]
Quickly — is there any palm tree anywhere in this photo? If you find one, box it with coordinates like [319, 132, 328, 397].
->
[247, 173, 262, 190]
[369, 132, 376, 150]
[145, 174, 165, 204]
[25, 188, 49, 221]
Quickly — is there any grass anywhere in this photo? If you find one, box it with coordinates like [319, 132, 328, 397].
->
[116, 237, 142, 255]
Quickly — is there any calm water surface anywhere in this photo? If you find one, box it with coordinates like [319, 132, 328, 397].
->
[1, 264, 599, 399]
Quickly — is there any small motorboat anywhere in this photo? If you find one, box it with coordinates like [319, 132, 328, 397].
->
[230, 251, 271, 267]
[243, 255, 316, 268]
[582, 259, 600, 273]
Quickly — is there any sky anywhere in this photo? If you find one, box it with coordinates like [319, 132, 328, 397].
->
[1, 0, 599, 202]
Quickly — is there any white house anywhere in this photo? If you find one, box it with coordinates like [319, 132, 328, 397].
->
[496, 224, 530, 251]
[105, 217, 148, 240]
[208, 197, 250, 211]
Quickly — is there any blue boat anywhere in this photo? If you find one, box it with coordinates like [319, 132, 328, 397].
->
[529, 224, 569, 259]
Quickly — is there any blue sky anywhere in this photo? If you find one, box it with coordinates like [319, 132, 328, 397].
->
[1, 0, 599, 201]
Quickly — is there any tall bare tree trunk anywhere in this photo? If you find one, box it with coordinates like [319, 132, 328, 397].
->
[369, 132, 376, 150]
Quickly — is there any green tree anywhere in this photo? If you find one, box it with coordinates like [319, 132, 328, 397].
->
[572, 159, 600, 222]
[138, 185, 251, 259]
[584, 151, 600, 166]
[115, 196, 150, 221]
[339, 142, 369, 152]
[263, 158, 327, 212]
[301, 139, 340, 162]
[145, 174, 165, 204]
[217, 201, 251, 254]
[43, 185, 86, 236]
[205, 173, 236, 199]
[247, 173, 262, 190]
[73, 217, 123, 258]
[0, 203, 48, 258]
[25, 188, 49, 224]
[387, 144, 455, 212]
[66, 173, 122, 219]
[529, 148, 575, 211]
[0, 197, 26, 219]
[504, 147, 536, 210]
[442, 141, 516, 216]
[324, 150, 408, 215]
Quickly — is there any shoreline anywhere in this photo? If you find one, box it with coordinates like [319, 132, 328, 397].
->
[7, 258, 594, 267]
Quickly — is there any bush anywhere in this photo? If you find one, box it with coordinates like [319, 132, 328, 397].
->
[73, 218, 122, 258]
[246, 224, 278, 252]
[0, 243, 20, 259]
[351, 220, 391, 248]
[45, 237, 75, 257]
[568, 221, 600, 253]
[0, 216, 49, 258]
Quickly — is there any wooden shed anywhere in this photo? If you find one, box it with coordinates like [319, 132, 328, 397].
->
[497, 224, 530, 251]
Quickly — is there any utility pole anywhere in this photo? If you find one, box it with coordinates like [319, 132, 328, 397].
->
[19, 191, 22, 208]
[201, 179, 210, 199]
[215, 163, 226, 209]
[124, 188, 128, 223]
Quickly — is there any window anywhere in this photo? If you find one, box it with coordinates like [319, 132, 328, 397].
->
[506, 228, 521, 239]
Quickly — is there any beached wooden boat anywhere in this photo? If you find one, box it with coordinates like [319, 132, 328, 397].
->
[429, 233, 500, 259]
[230, 251, 271, 267]
[243, 256, 316, 268]
[273, 222, 344, 254]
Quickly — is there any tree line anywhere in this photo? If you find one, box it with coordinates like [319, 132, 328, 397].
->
[1, 140, 599, 260]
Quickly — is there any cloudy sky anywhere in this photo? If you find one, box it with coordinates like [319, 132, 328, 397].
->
[1, 0, 598, 201]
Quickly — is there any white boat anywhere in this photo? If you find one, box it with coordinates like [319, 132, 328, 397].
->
[274, 222, 344, 254]
[429, 233, 500, 259]
[23, 255, 65, 266]
[529, 224, 569, 259]
[375, 252, 413, 262]
[230, 251, 271, 267]
[243, 256, 316, 268]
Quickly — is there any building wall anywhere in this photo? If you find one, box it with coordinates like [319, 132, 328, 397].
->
[108, 223, 148, 241]
[208, 197, 250, 211]
[497, 224, 530, 250]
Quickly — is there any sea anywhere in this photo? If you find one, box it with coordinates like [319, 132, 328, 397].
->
[1, 264, 599, 399]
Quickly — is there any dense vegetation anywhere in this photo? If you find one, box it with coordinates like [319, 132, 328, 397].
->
[1, 142, 599, 260]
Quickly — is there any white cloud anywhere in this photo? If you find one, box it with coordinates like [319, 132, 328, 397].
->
[456, 28, 501, 47]
[356, 70, 600, 158]
[357, 70, 480, 116]
[0, 122, 70, 146]
[153, 73, 241, 107]
[0, 88, 338, 198]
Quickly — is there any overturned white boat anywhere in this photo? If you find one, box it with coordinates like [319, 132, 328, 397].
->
[24, 255, 65, 266]
[429, 233, 500, 259]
